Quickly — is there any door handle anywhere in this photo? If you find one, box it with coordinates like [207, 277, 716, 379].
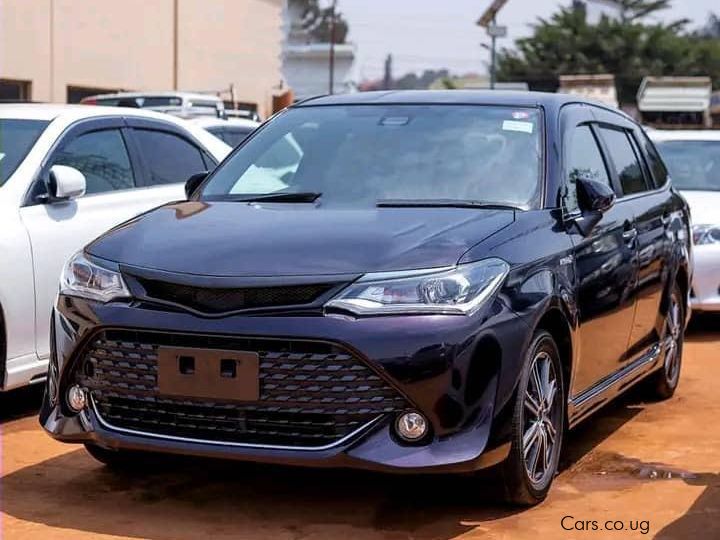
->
[622, 228, 638, 243]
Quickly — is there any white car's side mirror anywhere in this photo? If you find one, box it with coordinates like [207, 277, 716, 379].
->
[48, 165, 87, 201]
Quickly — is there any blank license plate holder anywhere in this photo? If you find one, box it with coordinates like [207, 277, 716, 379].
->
[157, 347, 260, 401]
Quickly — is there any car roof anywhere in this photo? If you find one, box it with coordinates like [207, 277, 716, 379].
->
[88, 91, 223, 102]
[294, 90, 623, 111]
[0, 102, 212, 123]
[647, 129, 720, 142]
[0, 103, 232, 160]
[191, 117, 260, 129]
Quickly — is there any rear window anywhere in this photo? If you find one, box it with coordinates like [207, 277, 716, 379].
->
[201, 105, 544, 209]
[0, 119, 49, 186]
[655, 140, 720, 191]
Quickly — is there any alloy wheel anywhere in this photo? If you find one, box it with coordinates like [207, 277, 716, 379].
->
[664, 292, 682, 385]
[522, 351, 561, 487]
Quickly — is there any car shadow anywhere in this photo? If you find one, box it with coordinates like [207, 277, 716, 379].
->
[2, 389, 651, 539]
[0, 384, 44, 425]
[654, 313, 720, 539]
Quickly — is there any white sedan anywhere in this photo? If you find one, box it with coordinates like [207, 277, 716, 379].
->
[191, 117, 260, 147]
[650, 130, 720, 312]
[0, 104, 230, 391]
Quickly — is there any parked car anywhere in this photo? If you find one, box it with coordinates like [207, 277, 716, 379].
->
[41, 91, 691, 505]
[81, 92, 226, 120]
[650, 130, 720, 312]
[0, 104, 230, 391]
[192, 117, 260, 147]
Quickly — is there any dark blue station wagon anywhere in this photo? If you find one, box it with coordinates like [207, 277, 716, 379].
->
[42, 91, 691, 505]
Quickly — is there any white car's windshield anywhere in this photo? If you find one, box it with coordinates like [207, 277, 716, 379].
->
[201, 105, 544, 208]
[656, 140, 720, 191]
[0, 119, 49, 186]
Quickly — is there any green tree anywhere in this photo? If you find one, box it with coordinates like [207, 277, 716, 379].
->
[496, 2, 720, 105]
[297, 0, 349, 44]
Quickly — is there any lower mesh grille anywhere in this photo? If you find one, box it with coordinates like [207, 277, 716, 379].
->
[77, 330, 407, 447]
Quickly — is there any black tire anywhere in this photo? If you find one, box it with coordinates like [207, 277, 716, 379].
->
[499, 330, 565, 506]
[647, 283, 685, 400]
[84, 443, 149, 469]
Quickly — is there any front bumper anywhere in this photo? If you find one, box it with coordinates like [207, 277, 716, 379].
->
[41, 295, 531, 473]
[691, 245, 720, 312]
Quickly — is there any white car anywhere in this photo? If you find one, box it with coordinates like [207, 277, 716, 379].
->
[0, 104, 230, 391]
[650, 130, 720, 312]
[191, 117, 260, 147]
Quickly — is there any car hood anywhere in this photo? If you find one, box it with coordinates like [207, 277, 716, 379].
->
[680, 190, 720, 225]
[87, 201, 515, 277]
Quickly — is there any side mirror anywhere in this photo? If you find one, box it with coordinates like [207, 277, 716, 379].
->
[185, 171, 208, 199]
[47, 165, 86, 202]
[576, 176, 616, 214]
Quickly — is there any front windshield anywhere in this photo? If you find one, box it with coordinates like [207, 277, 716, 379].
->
[0, 119, 49, 187]
[656, 140, 720, 191]
[200, 105, 543, 208]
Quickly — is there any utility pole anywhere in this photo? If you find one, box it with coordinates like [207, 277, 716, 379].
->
[490, 15, 497, 90]
[328, 0, 337, 94]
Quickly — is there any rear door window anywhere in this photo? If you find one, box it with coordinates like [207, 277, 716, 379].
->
[599, 127, 649, 196]
[134, 129, 207, 186]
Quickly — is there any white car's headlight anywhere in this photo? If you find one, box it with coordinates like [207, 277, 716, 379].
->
[325, 258, 510, 316]
[692, 224, 720, 246]
[60, 251, 130, 303]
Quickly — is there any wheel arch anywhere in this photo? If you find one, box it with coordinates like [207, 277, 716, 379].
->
[534, 308, 573, 397]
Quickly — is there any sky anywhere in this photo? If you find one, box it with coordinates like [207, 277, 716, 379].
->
[335, 0, 717, 81]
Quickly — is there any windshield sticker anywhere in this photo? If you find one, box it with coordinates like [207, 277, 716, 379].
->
[512, 111, 531, 120]
[502, 120, 534, 134]
[0, 153, 4, 161]
[380, 116, 411, 126]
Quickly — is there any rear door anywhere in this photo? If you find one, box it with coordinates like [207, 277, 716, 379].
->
[595, 119, 672, 359]
[561, 105, 639, 397]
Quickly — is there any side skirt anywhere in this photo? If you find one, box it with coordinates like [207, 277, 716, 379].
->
[567, 342, 663, 428]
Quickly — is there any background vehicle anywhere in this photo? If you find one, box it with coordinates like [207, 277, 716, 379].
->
[81, 92, 226, 120]
[651, 130, 720, 312]
[192, 117, 261, 147]
[0, 104, 231, 391]
[42, 92, 691, 506]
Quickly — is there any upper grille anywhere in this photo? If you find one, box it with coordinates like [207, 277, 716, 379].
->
[134, 278, 337, 314]
[76, 330, 407, 448]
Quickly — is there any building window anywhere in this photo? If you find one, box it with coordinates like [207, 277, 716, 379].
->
[0, 79, 31, 101]
[66, 86, 121, 104]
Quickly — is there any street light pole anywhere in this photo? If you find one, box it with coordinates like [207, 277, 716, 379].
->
[329, 0, 337, 95]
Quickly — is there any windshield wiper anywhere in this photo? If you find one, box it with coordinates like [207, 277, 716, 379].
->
[377, 199, 520, 210]
[227, 192, 322, 203]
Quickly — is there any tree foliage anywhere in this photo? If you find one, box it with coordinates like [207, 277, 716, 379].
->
[297, 0, 349, 44]
[496, 3, 720, 105]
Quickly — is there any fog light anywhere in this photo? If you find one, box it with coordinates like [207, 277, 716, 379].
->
[395, 411, 428, 442]
[67, 385, 87, 412]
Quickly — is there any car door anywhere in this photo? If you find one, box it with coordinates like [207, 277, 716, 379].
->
[19, 118, 187, 360]
[560, 105, 640, 398]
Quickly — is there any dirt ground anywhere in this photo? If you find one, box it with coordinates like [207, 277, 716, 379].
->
[1, 317, 719, 540]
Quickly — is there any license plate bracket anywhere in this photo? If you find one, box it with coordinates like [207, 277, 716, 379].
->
[157, 347, 260, 401]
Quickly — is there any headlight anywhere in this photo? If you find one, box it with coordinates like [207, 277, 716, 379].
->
[325, 258, 509, 316]
[60, 251, 130, 303]
[692, 224, 720, 246]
